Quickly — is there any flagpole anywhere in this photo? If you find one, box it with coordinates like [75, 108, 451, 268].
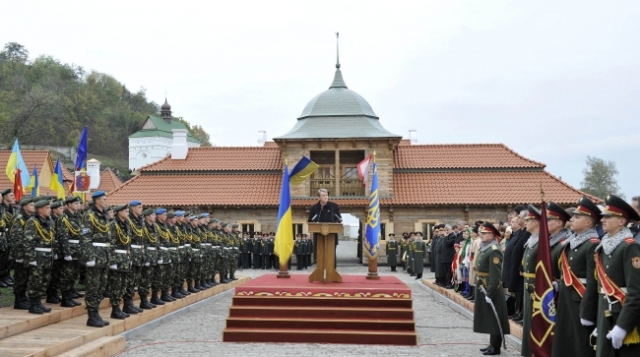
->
[277, 160, 291, 279]
[366, 151, 380, 280]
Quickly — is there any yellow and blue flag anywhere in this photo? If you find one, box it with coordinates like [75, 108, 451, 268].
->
[364, 162, 380, 258]
[50, 158, 66, 199]
[27, 164, 40, 197]
[5, 139, 30, 187]
[274, 165, 294, 266]
[289, 155, 319, 186]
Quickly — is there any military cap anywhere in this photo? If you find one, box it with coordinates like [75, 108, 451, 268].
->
[34, 199, 50, 208]
[114, 204, 128, 212]
[415, 231, 423, 236]
[525, 205, 541, 220]
[0, 188, 12, 196]
[573, 196, 602, 221]
[388, 233, 395, 237]
[199, 213, 209, 219]
[175, 210, 185, 217]
[91, 190, 106, 199]
[602, 194, 640, 221]
[547, 201, 571, 223]
[220, 222, 228, 227]
[64, 196, 81, 205]
[142, 208, 155, 217]
[232, 223, 239, 228]
[20, 196, 35, 205]
[471, 225, 479, 234]
[479, 222, 500, 237]
[87, 200, 94, 206]
[211, 218, 219, 223]
[155, 208, 167, 215]
[34, 196, 48, 202]
[167, 211, 176, 218]
[189, 215, 197, 220]
[105, 206, 113, 212]
[130, 200, 142, 207]
[50, 200, 63, 209]
[514, 205, 526, 214]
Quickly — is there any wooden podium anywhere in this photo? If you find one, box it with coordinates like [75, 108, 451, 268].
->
[308, 223, 343, 283]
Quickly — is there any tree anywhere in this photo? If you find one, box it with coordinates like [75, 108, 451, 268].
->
[580, 156, 624, 199]
[190, 124, 211, 146]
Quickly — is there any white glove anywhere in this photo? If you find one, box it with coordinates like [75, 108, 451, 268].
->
[144, 262, 150, 267]
[15, 259, 23, 263]
[28, 261, 37, 266]
[485, 296, 491, 304]
[64, 255, 72, 261]
[168, 259, 172, 263]
[552, 281, 558, 292]
[157, 259, 163, 264]
[108, 264, 118, 270]
[580, 318, 594, 326]
[607, 325, 627, 349]
[86, 260, 96, 267]
[593, 327, 598, 337]
[54, 254, 58, 260]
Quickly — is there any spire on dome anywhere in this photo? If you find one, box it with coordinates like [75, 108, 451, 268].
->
[336, 32, 340, 69]
[329, 33, 348, 89]
[160, 97, 172, 123]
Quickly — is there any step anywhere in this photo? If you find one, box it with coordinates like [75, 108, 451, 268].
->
[223, 327, 417, 345]
[56, 336, 125, 357]
[226, 317, 416, 331]
[0, 278, 248, 357]
[229, 306, 414, 320]
[232, 296, 413, 309]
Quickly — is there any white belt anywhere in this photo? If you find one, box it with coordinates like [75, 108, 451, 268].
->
[92, 243, 110, 247]
[146, 247, 156, 251]
[184, 244, 191, 247]
[223, 247, 231, 250]
[601, 287, 627, 294]
[178, 246, 185, 249]
[159, 247, 169, 251]
[68, 240, 79, 244]
[131, 245, 144, 249]
[35, 247, 52, 252]
[114, 249, 128, 254]
[168, 247, 177, 250]
[192, 248, 200, 252]
[579, 278, 587, 284]
[204, 243, 212, 246]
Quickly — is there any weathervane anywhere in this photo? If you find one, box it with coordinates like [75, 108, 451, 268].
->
[336, 32, 340, 69]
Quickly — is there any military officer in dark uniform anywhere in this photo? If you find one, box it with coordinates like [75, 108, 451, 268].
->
[241, 231, 251, 269]
[387, 233, 398, 272]
[252, 233, 261, 269]
[294, 234, 304, 270]
[413, 232, 426, 279]
[1, 188, 17, 288]
[546, 202, 572, 281]
[552, 197, 601, 357]
[582, 195, 640, 356]
[474, 222, 510, 356]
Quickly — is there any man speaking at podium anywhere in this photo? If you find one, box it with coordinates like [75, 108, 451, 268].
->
[308, 189, 342, 268]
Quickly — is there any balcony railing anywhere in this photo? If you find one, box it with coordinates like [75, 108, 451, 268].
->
[309, 179, 365, 196]
[310, 179, 335, 196]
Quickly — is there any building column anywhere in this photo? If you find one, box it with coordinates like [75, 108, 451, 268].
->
[334, 150, 341, 196]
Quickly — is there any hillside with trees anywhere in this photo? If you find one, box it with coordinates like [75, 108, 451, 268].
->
[0, 42, 210, 169]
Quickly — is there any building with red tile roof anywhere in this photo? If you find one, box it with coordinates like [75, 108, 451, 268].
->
[0, 150, 72, 197]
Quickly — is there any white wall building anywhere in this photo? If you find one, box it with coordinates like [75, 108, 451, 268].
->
[128, 99, 200, 171]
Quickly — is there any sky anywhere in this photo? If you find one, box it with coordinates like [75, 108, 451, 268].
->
[2, 1, 639, 199]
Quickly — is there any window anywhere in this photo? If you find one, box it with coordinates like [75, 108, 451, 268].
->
[422, 223, 433, 241]
[242, 224, 255, 237]
[292, 224, 303, 239]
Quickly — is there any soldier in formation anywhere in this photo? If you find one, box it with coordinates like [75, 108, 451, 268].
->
[386, 233, 398, 272]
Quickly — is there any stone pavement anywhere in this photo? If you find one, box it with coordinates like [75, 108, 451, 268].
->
[118, 242, 520, 356]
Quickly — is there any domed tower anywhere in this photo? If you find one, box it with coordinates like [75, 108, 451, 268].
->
[274, 38, 401, 198]
[160, 98, 172, 123]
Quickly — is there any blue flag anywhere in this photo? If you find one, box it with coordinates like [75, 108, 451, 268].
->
[274, 166, 294, 266]
[28, 164, 39, 197]
[75, 126, 88, 171]
[364, 162, 380, 258]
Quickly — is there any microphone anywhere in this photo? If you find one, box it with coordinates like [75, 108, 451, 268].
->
[311, 214, 318, 221]
[334, 214, 343, 223]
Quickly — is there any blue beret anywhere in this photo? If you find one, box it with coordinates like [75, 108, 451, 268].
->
[189, 215, 197, 220]
[175, 210, 185, 217]
[92, 191, 106, 199]
[155, 208, 167, 215]
[130, 200, 142, 207]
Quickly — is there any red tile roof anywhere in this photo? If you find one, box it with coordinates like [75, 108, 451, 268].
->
[139, 147, 282, 172]
[393, 144, 544, 169]
[94, 168, 122, 193]
[107, 174, 281, 206]
[0, 150, 71, 196]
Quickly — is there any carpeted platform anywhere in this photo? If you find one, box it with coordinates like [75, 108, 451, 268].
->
[234, 274, 411, 299]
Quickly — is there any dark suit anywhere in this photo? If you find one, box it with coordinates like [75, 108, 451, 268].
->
[308, 201, 341, 268]
[507, 228, 530, 317]
[439, 233, 456, 286]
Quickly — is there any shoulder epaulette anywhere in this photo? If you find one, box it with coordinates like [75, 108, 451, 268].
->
[561, 240, 568, 246]
[590, 238, 600, 244]
[625, 237, 636, 244]
[491, 244, 498, 250]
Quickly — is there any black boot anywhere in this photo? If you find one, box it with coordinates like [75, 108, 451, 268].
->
[14, 293, 30, 310]
[60, 290, 78, 308]
[171, 288, 184, 299]
[194, 280, 204, 290]
[230, 274, 238, 281]
[480, 345, 492, 352]
[187, 281, 199, 293]
[179, 282, 190, 295]
[220, 277, 231, 284]
[160, 290, 174, 302]
[123, 299, 140, 314]
[46, 293, 61, 304]
[72, 289, 85, 298]
[139, 294, 155, 310]
[111, 305, 128, 319]
[201, 279, 210, 289]
[37, 299, 51, 313]
[96, 311, 110, 326]
[150, 291, 165, 305]
[28, 297, 44, 314]
[466, 287, 475, 301]
[86, 310, 105, 327]
[482, 346, 500, 355]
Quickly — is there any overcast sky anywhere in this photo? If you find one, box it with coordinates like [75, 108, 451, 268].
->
[3, 1, 639, 199]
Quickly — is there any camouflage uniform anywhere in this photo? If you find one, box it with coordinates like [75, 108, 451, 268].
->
[57, 208, 84, 307]
[166, 220, 183, 298]
[108, 215, 132, 314]
[126, 212, 147, 310]
[0, 203, 14, 284]
[24, 213, 55, 312]
[81, 206, 112, 313]
[141, 215, 160, 306]
[10, 210, 31, 308]
[188, 221, 203, 290]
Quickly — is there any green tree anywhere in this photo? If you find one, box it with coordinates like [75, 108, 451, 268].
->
[580, 156, 624, 199]
[190, 124, 211, 146]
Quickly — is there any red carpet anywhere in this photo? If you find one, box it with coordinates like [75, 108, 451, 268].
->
[234, 274, 411, 299]
[223, 274, 417, 345]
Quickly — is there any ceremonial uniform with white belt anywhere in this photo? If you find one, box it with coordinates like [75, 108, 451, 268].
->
[108, 204, 133, 319]
[10, 197, 34, 310]
[127, 202, 151, 310]
[57, 196, 84, 308]
[23, 199, 55, 315]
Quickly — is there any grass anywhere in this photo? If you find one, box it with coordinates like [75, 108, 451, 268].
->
[0, 282, 86, 308]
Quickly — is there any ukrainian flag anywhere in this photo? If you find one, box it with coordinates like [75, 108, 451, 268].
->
[364, 162, 380, 258]
[50, 158, 66, 199]
[289, 155, 319, 186]
[5, 139, 30, 188]
[27, 164, 40, 197]
[274, 165, 294, 266]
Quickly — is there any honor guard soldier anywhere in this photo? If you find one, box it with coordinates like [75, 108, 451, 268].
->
[108, 204, 133, 319]
[260, 233, 270, 269]
[521, 205, 542, 356]
[10, 196, 35, 309]
[0, 189, 17, 288]
[142, 209, 164, 307]
[412, 232, 426, 279]
[474, 222, 510, 356]
[57, 196, 84, 308]
[81, 191, 112, 327]
[583, 195, 640, 356]
[552, 197, 601, 357]
[230, 224, 241, 277]
[46, 200, 64, 304]
[387, 234, 398, 272]
[24, 199, 55, 314]
[126, 201, 149, 311]
[241, 231, 251, 269]
[546, 201, 572, 281]
[187, 214, 203, 291]
[252, 233, 261, 269]
[172, 211, 191, 297]
[294, 234, 304, 270]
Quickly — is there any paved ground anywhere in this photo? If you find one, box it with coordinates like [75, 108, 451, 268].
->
[117, 242, 520, 356]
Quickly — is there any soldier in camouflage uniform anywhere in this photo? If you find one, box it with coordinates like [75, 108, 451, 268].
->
[173, 211, 191, 296]
[10, 196, 35, 309]
[198, 214, 212, 288]
[153, 208, 174, 303]
[57, 196, 83, 308]
[229, 224, 240, 279]
[46, 200, 64, 304]
[23, 199, 55, 314]
[131, 205, 155, 310]
[206, 217, 218, 287]
[1, 188, 17, 288]
[165, 211, 185, 299]
[142, 209, 164, 306]
[82, 191, 112, 327]
[187, 214, 203, 291]
[108, 204, 133, 319]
